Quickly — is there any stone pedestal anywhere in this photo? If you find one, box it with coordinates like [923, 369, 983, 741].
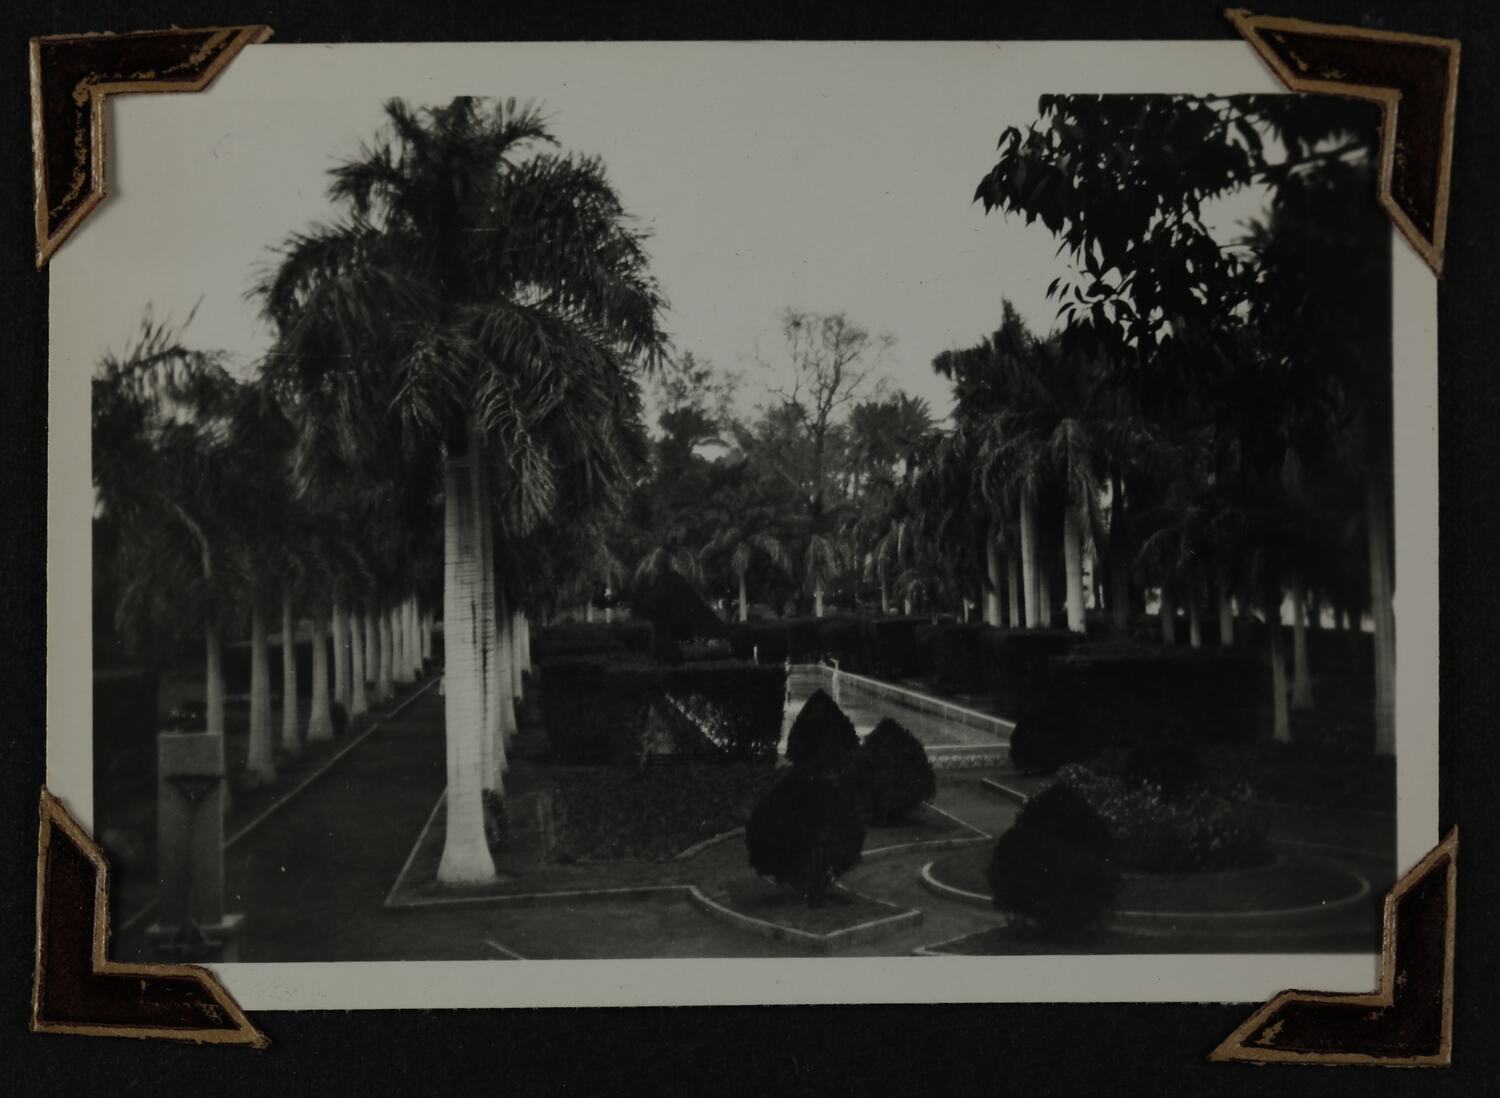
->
[150, 731, 244, 962]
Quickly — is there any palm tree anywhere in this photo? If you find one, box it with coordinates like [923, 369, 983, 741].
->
[257, 98, 667, 884]
[700, 525, 791, 622]
[92, 317, 244, 767]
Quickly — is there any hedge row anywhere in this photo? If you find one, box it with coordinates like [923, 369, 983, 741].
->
[724, 616, 927, 678]
[93, 669, 159, 817]
[539, 656, 786, 765]
[1010, 643, 1264, 773]
[532, 622, 654, 662]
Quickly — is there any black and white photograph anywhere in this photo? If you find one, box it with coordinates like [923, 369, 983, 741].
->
[47, 40, 1438, 1008]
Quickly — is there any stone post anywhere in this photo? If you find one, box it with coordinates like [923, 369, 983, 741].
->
[145, 731, 243, 962]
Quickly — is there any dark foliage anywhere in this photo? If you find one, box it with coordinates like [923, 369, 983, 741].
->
[864, 617, 924, 678]
[988, 784, 1120, 937]
[745, 767, 866, 903]
[330, 699, 349, 738]
[839, 717, 936, 824]
[1054, 764, 1272, 873]
[548, 763, 778, 862]
[540, 657, 786, 765]
[532, 622, 653, 661]
[1123, 736, 1203, 800]
[919, 622, 991, 693]
[784, 688, 859, 771]
[989, 629, 1082, 715]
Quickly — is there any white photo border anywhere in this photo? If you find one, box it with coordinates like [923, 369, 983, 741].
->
[46, 39, 1439, 1009]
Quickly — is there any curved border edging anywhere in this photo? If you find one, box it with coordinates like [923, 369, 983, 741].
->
[673, 827, 743, 861]
[685, 885, 923, 954]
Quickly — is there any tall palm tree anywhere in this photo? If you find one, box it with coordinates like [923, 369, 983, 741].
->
[257, 98, 667, 884]
[700, 525, 791, 622]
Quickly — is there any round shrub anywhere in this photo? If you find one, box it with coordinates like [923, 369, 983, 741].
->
[840, 717, 936, 823]
[745, 767, 866, 904]
[785, 688, 859, 770]
[988, 784, 1120, 937]
[1123, 736, 1202, 800]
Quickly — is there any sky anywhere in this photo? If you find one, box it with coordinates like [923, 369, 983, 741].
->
[52, 41, 1277, 426]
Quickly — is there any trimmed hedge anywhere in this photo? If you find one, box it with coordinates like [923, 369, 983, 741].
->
[989, 629, 1083, 714]
[1008, 642, 1264, 774]
[746, 766, 866, 903]
[988, 784, 1121, 937]
[532, 622, 654, 662]
[93, 669, 159, 814]
[785, 689, 859, 771]
[839, 717, 936, 824]
[539, 656, 786, 765]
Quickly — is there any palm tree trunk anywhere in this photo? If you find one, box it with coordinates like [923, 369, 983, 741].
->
[1217, 567, 1235, 648]
[1019, 493, 1039, 629]
[1007, 556, 1021, 629]
[1291, 572, 1314, 711]
[1268, 608, 1291, 743]
[332, 595, 352, 715]
[437, 449, 497, 885]
[509, 610, 524, 702]
[1110, 470, 1131, 637]
[984, 522, 1003, 627]
[738, 572, 749, 623]
[1367, 478, 1396, 756]
[1062, 506, 1086, 633]
[377, 599, 395, 699]
[280, 587, 302, 758]
[1159, 580, 1177, 645]
[349, 606, 369, 721]
[814, 580, 825, 619]
[365, 601, 384, 703]
[408, 596, 422, 679]
[497, 592, 519, 755]
[585, 602, 595, 623]
[307, 610, 334, 743]
[879, 570, 891, 616]
[1188, 587, 1203, 650]
[1037, 559, 1053, 628]
[519, 611, 530, 672]
[248, 598, 276, 784]
[473, 433, 509, 790]
[421, 605, 435, 665]
[393, 599, 412, 685]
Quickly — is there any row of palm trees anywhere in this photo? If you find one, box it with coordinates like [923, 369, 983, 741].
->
[96, 97, 665, 885]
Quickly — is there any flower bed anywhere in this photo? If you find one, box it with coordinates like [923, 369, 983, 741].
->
[1049, 764, 1272, 873]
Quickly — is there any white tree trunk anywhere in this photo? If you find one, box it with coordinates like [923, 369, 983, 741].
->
[1269, 612, 1291, 743]
[1037, 561, 1053, 628]
[349, 606, 369, 720]
[903, 595, 912, 616]
[814, 580, 825, 619]
[247, 599, 276, 784]
[1188, 590, 1203, 650]
[280, 587, 302, 757]
[985, 523, 1003, 627]
[307, 610, 334, 743]
[1007, 556, 1021, 630]
[1217, 568, 1235, 648]
[365, 602, 385, 703]
[738, 572, 749, 623]
[496, 593, 519, 757]
[880, 572, 891, 616]
[332, 596, 352, 714]
[393, 599, 413, 685]
[377, 600, 395, 699]
[1291, 572, 1314, 711]
[1062, 507, 1086, 634]
[585, 602, 595, 623]
[437, 450, 498, 885]
[507, 611, 523, 702]
[474, 437, 509, 788]
[1019, 493, 1039, 629]
[1367, 480, 1396, 757]
[409, 597, 423, 678]
[519, 611, 531, 672]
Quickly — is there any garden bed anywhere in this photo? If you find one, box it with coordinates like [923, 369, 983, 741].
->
[926, 843, 1367, 917]
[703, 875, 913, 936]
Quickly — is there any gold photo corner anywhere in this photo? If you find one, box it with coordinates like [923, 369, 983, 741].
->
[29, 24, 273, 269]
[1226, 8, 1459, 276]
[1211, 828, 1456, 1067]
[31, 789, 268, 1048]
